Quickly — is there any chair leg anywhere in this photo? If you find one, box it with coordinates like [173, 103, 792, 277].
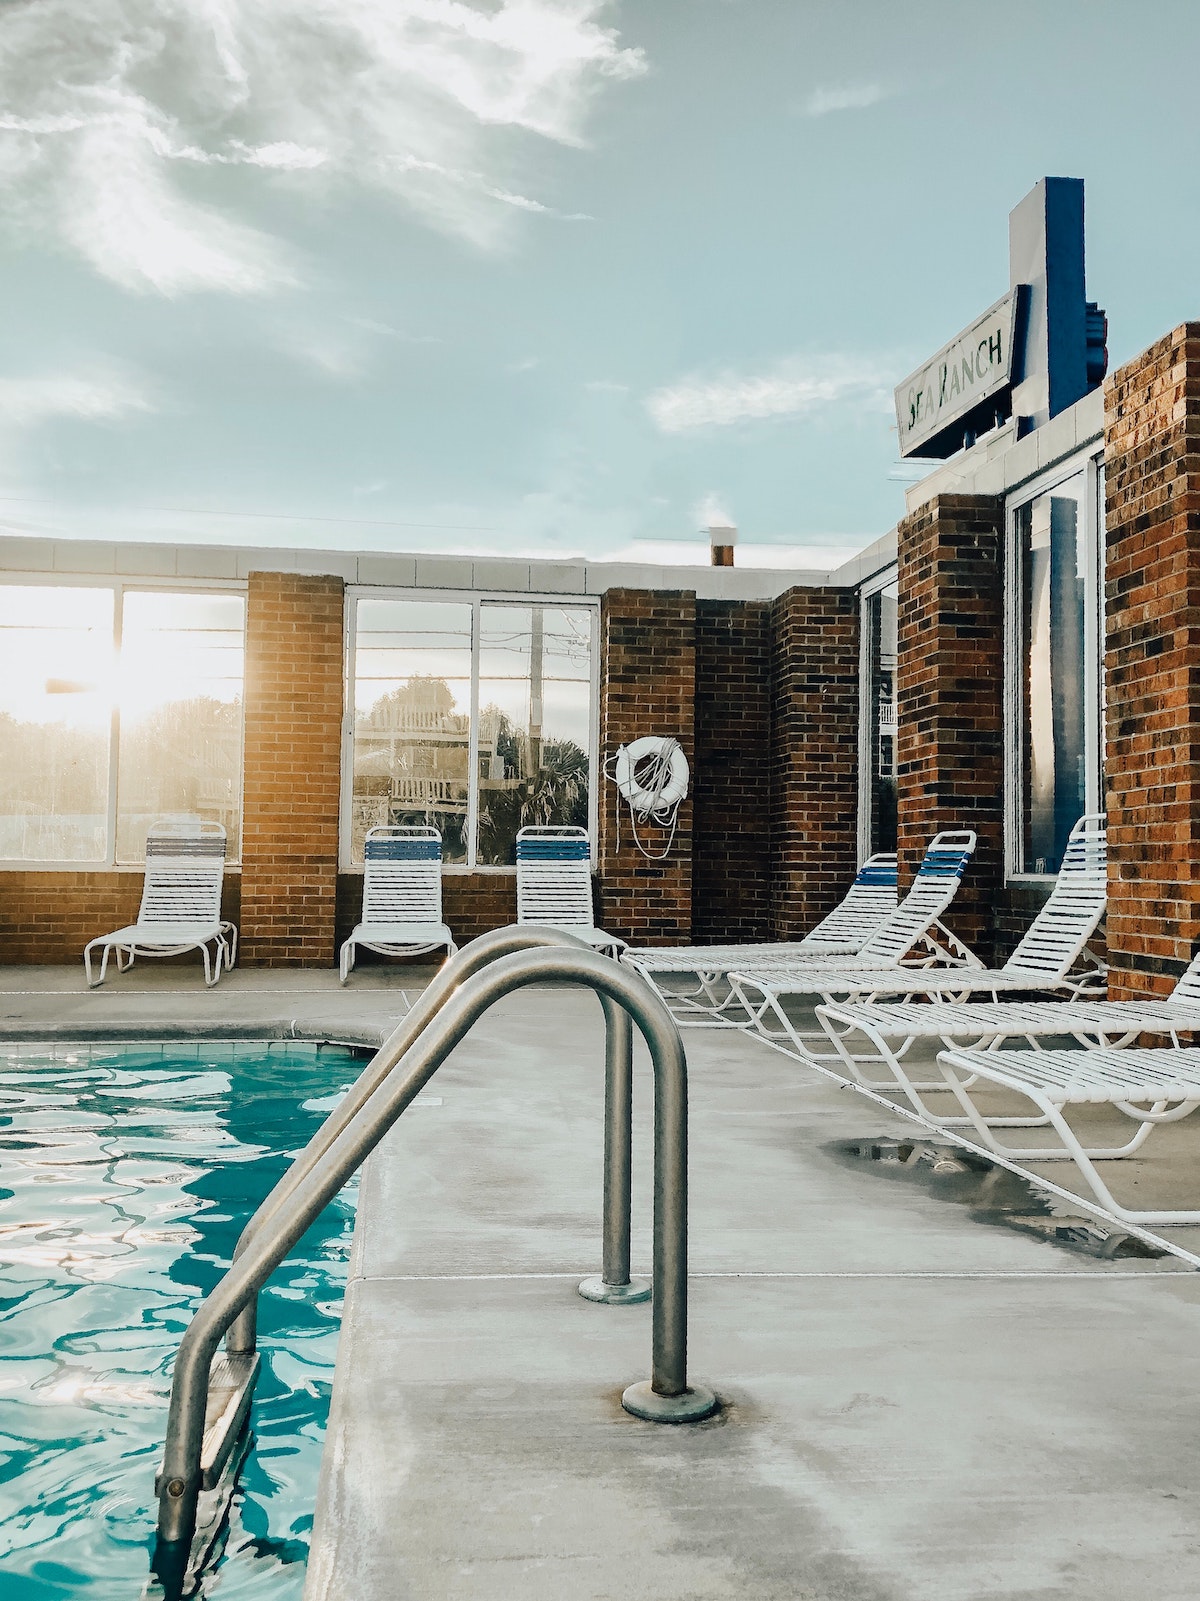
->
[936, 1063, 1200, 1225]
[937, 1063, 1157, 1161]
[340, 939, 355, 984]
[84, 941, 105, 988]
[818, 1014, 1050, 1128]
[732, 980, 838, 1062]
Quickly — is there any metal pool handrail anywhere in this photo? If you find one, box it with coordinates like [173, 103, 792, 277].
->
[153, 942, 717, 1561]
[226, 925, 642, 1355]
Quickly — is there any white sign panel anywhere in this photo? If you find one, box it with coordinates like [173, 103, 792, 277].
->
[895, 290, 1021, 458]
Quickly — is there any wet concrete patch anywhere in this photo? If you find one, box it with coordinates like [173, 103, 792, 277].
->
[828, 1137, 1168, 1260]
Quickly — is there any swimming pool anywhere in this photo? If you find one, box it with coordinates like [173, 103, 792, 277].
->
[0, 1041, 362, 1599]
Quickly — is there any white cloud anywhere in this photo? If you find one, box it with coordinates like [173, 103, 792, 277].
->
[0, 368, 154, 492]
[346, 316, 442, 345]
[0, 0, 644, 294]
[0, 371, 153, 426]
[803, 82, 885, 117]
[646, 356, 894, 433]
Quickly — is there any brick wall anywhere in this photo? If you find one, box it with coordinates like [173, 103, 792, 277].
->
[895, 494, 1004, 961]
[768, 586, 860, 939]
[1, 572, 885, 966]
[240, 572, 345, 967]
[0, 872, 240, 966]
[1103, 324, 1200, 997]
[597, 590, 696, 944]
[692, 600, 773, 943]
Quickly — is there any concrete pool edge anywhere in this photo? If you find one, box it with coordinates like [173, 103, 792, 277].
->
[0, 1019, 389, 1050]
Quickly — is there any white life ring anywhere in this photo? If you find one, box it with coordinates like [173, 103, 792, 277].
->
[613, 737, 689, 817]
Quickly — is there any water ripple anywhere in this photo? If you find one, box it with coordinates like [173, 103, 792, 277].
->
[0, 1042, 361, 1598]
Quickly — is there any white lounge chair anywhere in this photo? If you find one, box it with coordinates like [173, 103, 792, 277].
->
[621, 851, 899, 1025]
[732, 819, 1106, 1062]
[84, 822, 236, 988]
[721, 831, 980, 1053]
[516, 825, 625, 956]
[935, 1043, 1200, 1226]
[809, 824, 1123, 1115]
[340, 826, 457, 983]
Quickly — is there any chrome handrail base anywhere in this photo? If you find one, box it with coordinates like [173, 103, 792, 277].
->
[577, 1274, 652, 1305]
[621, 1380, 719, 1424]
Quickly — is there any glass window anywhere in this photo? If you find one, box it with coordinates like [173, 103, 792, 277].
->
[1015, 471, 1091, 873]
[115, 592, 246, 862]
[0, 583, 246, 867]
[349, 600, 473, 863]
[857, 577, 898, 859]
[346, 595, 597, 868]
[476, 605, 593, 865]
[0, 586, 113, 862]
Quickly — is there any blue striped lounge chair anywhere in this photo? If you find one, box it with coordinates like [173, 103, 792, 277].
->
[516, 825, 625, 957]
[340, 826, 457, 983]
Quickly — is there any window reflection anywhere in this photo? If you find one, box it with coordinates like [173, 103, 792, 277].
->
[116, 592, 245, 862]
[1019, 474, 1088, 873]
[476, 605, 593, 865]
[350, 600, 473, 863]
[348, 598, 596, 868]
[0, 586, 113, 862]
[865, 582, 898, 854]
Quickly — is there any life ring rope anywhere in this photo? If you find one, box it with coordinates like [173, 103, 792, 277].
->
[604, 736, 689, 860]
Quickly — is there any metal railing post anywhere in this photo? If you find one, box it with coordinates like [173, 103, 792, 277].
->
[578, 997, 650, 1304]
[153, 944, 717, 1569]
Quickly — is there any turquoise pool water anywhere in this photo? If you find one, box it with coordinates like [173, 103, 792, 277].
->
[0, 1042, 362, 1599]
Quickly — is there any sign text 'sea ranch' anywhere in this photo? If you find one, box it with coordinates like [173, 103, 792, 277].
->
[894, 290, 1021, 458]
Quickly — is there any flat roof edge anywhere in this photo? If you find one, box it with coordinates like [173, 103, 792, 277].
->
[0, 532, 857, 600]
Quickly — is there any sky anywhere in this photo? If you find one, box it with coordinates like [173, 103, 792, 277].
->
[0, 0, 1198, 568]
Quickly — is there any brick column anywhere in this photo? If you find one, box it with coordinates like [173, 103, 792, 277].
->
[768, 586, 859, 939]
[598, 589, 695, 944]
[1104, 324, 1200, 997]
[692, 599, 773, 943]
[240, 572, 345, 966]
[895, 494, 1004, 961]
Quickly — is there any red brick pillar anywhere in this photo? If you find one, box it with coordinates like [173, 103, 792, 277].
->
[895, 494, 1004, 961]
[1104, 324, 1200, 997]
[768, 586, 860, 939]
[598, 590, 695, 944]
[240, 572, 345, 966]
[692, 599, 773, 943]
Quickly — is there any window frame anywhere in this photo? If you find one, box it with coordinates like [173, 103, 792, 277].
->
[341, 586, 601, 873]
[1002, 448, 1105, 881]
[0, 574, 248, 872]
[856, 562, 899, 866]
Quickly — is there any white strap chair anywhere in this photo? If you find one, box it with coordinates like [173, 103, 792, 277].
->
[754, 815, 1107, 1072]
[935, 1044, 1200, 1226]
[340, 826, 457, 983]
[725, 830, 982, 1054]
[621, 851, 899, 1025]
[84, 821, 236, 988]
[516, 826, 624, 957]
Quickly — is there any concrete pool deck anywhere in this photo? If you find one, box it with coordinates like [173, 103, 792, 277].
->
[4, 965, 1200, 1596]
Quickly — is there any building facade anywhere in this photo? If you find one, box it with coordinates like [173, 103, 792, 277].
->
[2, 180, 1198, 994]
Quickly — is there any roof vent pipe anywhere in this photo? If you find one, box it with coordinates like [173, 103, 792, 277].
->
[707, 520, 737, 567]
